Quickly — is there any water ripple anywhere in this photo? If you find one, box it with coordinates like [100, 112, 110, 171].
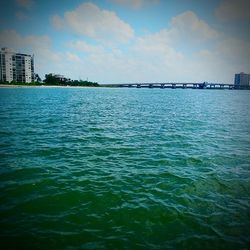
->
[0, 88, 250, 249]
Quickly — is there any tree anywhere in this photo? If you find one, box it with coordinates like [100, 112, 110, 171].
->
[43, 73, 99, 86]
[44, 74, 59, 85]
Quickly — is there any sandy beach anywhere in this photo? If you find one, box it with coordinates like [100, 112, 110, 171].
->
[0, 84, 101, 88]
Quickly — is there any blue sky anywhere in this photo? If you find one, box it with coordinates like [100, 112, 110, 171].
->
[0, 0, 249, 84]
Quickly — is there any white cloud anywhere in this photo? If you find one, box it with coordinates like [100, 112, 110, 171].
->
[65, 31, 189, 83]
[51, 2, 134, 43]
[169, 11, 219, 42]
[66, 52, 81, 63]
[215, 0, 250, 22]
[68, 40, 105, 54]
[108, 0, 159, 9]
[16, 0, 34, 9]
[51, 15, 63, 30]
[127, 10, 218, 56]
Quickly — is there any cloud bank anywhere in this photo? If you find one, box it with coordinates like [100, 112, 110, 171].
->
[52, 2, 134, 43]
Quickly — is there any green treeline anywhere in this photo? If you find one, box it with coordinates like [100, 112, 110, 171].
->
[43, 74, 99, 87]
[0, 73, 99, 87]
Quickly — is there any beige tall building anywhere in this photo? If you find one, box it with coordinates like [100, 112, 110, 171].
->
[0, 48, 34, 83]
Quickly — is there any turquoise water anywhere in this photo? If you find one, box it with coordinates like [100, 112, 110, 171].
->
[0, 87, 250, 249]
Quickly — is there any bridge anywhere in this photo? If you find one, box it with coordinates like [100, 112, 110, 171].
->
[103, 82, 250, 90]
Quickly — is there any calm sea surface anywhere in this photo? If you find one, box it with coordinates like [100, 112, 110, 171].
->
[0, 87, 250, 249]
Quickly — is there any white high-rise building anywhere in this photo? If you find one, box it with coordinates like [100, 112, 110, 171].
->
[0, 48, 34, 83]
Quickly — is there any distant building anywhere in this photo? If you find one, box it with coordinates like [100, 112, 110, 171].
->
[234, 72, 250, 87]
[0, 47, 34, 83]
[51, 74, 70, 82]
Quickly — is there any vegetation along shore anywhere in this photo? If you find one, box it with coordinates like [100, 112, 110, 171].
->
[0, 73, 99, 87]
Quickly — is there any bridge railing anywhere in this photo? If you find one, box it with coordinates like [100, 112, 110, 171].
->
[103, 83, 249, 90]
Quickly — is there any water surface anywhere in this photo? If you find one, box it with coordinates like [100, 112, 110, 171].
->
[0, 88, 250, 249]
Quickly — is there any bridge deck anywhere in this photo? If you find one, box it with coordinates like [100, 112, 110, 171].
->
[103, 83, 249, 90]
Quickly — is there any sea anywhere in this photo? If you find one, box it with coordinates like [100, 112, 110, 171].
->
[0, 87, 249, 249]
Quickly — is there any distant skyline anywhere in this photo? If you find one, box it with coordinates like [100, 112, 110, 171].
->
[0, 0, 249, 84]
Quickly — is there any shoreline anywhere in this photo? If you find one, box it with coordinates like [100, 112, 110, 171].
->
[0, 84, 102, 89]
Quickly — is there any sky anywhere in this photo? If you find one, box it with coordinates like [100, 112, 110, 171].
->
[0, 0, 249, 84]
